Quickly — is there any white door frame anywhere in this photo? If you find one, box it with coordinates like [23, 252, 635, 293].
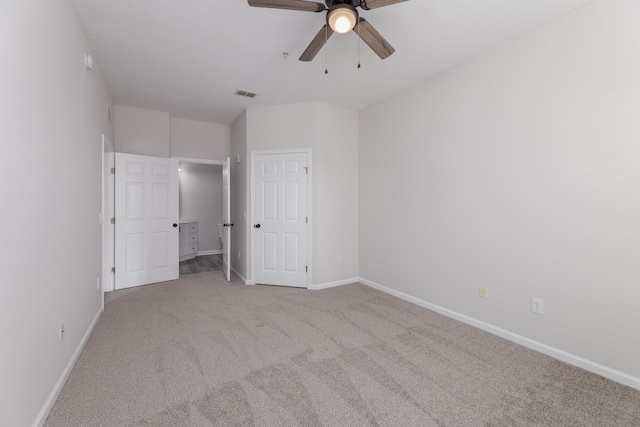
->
[102, 135, 115, 299]
[172, 156, 226, 242]
[172, 157, 226, 167]
[222, 157, 231, 281]
[172, 157, 228, 272]
[250, 149, 312, 287]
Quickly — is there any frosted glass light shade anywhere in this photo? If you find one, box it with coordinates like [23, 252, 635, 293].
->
[328, 7, 357, 34]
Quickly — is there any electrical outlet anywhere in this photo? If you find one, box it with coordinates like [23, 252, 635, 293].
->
[338, 255, 344, 264]
[479, 285, 488, 299]
[59, 323, 65, 342]
[531, 298, 544, 315]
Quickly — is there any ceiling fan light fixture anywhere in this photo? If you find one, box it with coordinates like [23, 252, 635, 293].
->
[328, 6, 358, 34]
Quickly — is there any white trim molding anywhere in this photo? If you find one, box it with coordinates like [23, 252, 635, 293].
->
[196, 250, 222, 256]
[33, 308, 103, 427]
[309, 277, 359, 290]
[231, 266, 252, 285]
[171, 156, 225, 166]
[358, 277, 640, 392]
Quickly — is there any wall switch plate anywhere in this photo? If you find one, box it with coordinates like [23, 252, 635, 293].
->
[532, 297, 544, 315]
[338, 255, 344, 264]
[479, 285, 488, 299]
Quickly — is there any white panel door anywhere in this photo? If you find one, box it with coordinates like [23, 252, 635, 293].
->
[255, 152, 308, 287]
[222, 157, 231, 281]
[115, 153, 179, 289]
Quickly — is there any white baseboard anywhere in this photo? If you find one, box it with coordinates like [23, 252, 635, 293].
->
[309, 277, 359, 290]
[358, 277, 640, 391]
[196, 250, 222, 256]
[231, 267, 254, 285]
[33, 307, 103, 427]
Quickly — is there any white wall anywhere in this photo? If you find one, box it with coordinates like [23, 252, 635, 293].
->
[315, 104, 359, 285]
[179, 163, 223, 252]
[170, 117, 230, 160]
[230, 111, 248, 279]
[115, 106, 230, 161]
[244, 103, 359, 287]
[0, 1, 115, 425]
[359, 0, 640, 385]
[115, 105, 170, 157]
[247, 103, 317, 151]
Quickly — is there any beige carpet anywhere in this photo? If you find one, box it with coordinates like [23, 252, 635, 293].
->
[45, 272, 640, 426]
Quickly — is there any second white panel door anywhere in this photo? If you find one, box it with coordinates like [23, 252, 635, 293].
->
[254, 152, 309, 287]
[222, 157, 231, 281]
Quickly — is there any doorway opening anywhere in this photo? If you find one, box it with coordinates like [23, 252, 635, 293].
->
[173, 156, 231, 282]
[178, 161, 224, 276]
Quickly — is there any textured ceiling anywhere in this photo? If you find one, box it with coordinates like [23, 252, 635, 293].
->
[70, 0, 594, 125]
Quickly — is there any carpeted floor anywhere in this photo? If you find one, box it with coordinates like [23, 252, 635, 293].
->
[44, 272, 640, 426]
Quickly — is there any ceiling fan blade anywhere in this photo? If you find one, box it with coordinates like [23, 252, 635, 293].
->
[354, 18, 395, 59]
[299, 24, 335, 61]
[359, 0, 407, 10]
[248, 0, 325, 12]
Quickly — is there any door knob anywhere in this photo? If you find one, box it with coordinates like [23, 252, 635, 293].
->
[173, 223, 178, 228]
[254, 224, 261, 228]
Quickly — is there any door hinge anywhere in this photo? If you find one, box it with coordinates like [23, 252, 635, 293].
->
[110, 167, 115, 174]
[304, 167, 308, 174]
[305, 265, 308, 273]
[306, 217, 308, 224]
[110, 218, 115, 224]
[111, 267, 115, 273]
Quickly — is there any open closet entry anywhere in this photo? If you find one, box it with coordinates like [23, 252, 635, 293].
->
[176, 157, 231, 282]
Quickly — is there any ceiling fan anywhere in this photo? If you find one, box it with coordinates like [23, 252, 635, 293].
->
[248, 0, 407, 62]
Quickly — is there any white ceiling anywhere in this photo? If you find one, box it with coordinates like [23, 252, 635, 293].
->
[70, 0, 594, 126]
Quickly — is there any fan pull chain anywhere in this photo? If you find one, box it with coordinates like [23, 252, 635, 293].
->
[357, 20, 361, 69]
[324, 24, 329, 74]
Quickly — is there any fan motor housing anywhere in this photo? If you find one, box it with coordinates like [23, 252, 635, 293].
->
[326, 0, 359, 8]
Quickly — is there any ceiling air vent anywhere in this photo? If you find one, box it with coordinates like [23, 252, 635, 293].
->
[234, 89, 257, 98]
